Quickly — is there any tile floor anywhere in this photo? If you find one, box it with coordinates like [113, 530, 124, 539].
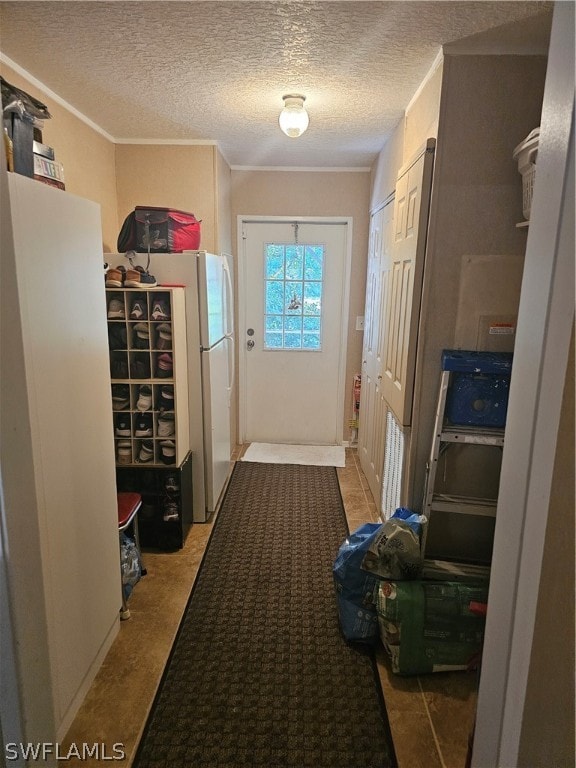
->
[63, 448, 477, 767]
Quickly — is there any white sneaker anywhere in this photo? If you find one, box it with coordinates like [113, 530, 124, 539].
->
[138, 440, 154, 463]
[157, 412, 175, 437]
[107, 298, 125, 319]
[160, 440, 176, 464]
[117, 441, 132, 464]
[136, 385, 152, 411]
[151, 300, 170, 320]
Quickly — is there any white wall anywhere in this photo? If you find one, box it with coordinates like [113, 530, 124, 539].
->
[1, 168, 121, 749]
[474, 6, 575, 761]
[231, 169, 371, 444]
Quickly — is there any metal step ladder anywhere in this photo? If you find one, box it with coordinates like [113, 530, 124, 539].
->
[422, 350, 512, 582]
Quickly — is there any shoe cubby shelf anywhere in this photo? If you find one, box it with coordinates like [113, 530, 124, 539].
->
[116, 451, 193, 551]
[106, 288, 190, 468]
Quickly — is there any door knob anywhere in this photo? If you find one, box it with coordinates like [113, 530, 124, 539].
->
[247, 339, 255, 350]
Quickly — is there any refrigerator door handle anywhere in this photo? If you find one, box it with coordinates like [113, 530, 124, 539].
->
[226, 336, 235, 400]
[222, 259, 234, 338]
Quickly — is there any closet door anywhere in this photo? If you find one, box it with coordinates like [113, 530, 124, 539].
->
[381, 139, 435, 426]
[358, 197, 394, 507]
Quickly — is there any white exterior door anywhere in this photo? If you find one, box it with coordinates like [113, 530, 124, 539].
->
[382, 140, 435, 425]
[239, 219, 350, 445]
[358, 197, 394, 506]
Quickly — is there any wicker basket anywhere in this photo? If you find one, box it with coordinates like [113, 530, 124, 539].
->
[513, 128, 540, 221]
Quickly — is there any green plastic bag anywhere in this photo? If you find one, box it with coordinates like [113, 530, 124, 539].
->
[376, 580, 488, 675]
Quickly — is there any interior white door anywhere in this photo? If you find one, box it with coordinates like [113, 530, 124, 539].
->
[240, 220, 349, 445]
[358, 197, 394, 506]
[381, 140, 435, 425]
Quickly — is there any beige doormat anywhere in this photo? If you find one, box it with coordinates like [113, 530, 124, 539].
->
[241, 443, 346, 467]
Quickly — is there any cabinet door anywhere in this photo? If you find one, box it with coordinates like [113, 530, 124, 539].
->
[381, 140, 435, 426]
[358, 199, 394, 507]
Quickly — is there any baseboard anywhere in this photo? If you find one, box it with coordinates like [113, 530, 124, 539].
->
[57, 615, 120, 742]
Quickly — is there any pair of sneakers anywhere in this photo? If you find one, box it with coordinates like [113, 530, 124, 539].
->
[112, 384, 130, 410]
[163, 498, 179, 522]
[130, 298, 147, 320]
[131, 358, 150, 379]
[116, 441, 132, 464]
[125, 251, 157, 287]
[106, 265, 126, 288]
[107, 297, 125, 318]
[138, 440, 154, 463]
[159, 440, 176, 464]
[125, 265, 157, 288]
[136, 384, 152, 411]
[151, 300, 170, 320]
[106, 252, 157, 288]
[157, 411, 175, 437]
[156, 353, 173, 378]
[158, 385, 174, 411]
[107, 264, 156, 288]
[135, 413, 153, 437]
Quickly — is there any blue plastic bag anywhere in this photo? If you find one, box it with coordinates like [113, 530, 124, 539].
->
[333, 523, 384, 644]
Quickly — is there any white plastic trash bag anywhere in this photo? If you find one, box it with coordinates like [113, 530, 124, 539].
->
[361, 508, 427, 580]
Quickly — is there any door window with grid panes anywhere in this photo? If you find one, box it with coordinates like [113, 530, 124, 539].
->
[264, 243, 324, 350]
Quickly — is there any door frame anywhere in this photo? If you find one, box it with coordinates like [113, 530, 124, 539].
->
[237, 215, 353, 445]
[472, 4, 574, 765]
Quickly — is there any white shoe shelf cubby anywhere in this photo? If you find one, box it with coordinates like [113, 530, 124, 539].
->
[106, 287, 190, 468]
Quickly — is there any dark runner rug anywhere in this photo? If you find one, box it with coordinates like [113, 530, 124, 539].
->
[134, 462, 397, 768]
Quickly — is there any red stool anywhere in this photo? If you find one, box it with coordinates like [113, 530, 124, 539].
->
[117, 492, 143, 620]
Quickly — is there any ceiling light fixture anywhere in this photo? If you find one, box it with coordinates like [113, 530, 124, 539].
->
[279, 94, 309, 138]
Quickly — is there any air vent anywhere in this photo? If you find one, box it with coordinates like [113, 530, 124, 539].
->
[381, 409, 405, 520]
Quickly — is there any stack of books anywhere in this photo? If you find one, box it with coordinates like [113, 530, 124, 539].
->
[33, 140, 65, 190]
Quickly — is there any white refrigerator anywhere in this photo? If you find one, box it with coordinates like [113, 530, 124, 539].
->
[141, 250, 235, 522]
[197, 252, 235, 513]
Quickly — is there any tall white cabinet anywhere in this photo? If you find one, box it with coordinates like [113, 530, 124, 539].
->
[1, 171, 120, 744]
[360, 53, 547, 524]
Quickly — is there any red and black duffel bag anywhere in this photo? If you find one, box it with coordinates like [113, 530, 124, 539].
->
[117, 206, 201, 253]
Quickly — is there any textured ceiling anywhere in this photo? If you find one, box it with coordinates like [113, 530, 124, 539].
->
[0, 1, 552, 168]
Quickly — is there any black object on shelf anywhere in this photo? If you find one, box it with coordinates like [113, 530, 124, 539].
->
[116, 451, 193, 551]
[8, 114, 34, 177]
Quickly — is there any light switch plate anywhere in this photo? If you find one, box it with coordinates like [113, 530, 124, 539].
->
[356, 316, 365, 331]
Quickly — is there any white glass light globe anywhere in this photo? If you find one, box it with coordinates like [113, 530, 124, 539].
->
[279, 95, 309, 138]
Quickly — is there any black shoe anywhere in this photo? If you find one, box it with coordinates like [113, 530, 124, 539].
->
[165, 474, 179, 493]
[115, 414, 131, 437]
[163, 498, 179, 522]
[131, 359, 150, 379]
[138, 440, 154, 463]
[111, 358, 129, 379]
[108, 325, 127, 350]
[130, 297, 148, 320]
[112, 384, 130, 410]
[156, 353, 173, 378]
[134, 413, 153, 437]
[160, 440, 176, 464]
[158, 385, 174, 411]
